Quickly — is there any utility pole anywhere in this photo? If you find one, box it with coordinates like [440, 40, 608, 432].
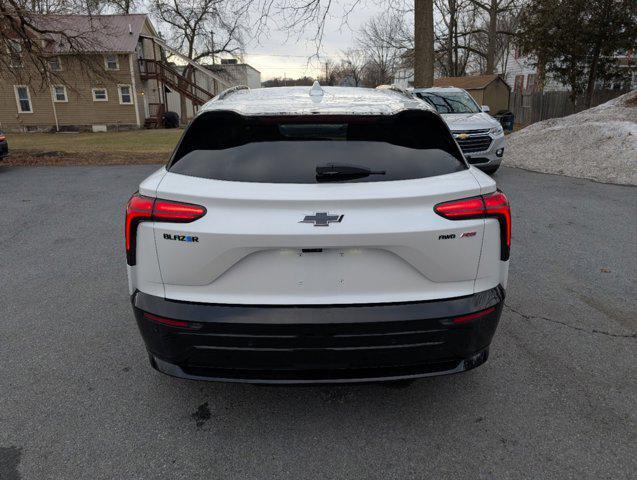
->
[325, 62, 329, 85]
[414, 0, 434, 87]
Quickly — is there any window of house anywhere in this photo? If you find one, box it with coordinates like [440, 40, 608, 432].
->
[14, 86, 33, 113]
[514, 74, 525, 92]
[8, 41, 22, 67]
[118, 85, 133, 104]
[52, 85, 68, 102]
[92, 88, 108, 102]
[48, 56, 62, 71]
[104, 54, 119, 70]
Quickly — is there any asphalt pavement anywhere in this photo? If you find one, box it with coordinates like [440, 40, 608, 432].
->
[0, 164, 635, 480]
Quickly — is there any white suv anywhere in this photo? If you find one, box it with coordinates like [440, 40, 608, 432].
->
[412, 87, 505, 174]
[125, 84, 510, 384]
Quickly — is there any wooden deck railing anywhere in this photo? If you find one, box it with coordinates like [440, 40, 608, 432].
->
[139, 59, 214, 106]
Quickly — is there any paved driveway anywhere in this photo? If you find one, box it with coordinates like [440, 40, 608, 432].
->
[1, 165, 635, 480]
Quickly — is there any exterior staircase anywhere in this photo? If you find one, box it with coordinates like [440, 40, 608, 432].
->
[137, 35, 232, 128]
[138, 59, 214, 106]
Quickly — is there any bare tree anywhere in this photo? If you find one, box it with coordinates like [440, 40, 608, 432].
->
[0, 0, 117, 85]
[358, 13, 406, 86]
[105, 0, 136, 14]
[151, 0, 245, 117]
[240, 0, 365, 52]
[434, 0, 476, 76]
[467, 0, 519, 74]
[152, 0, 244, 62]
[339, 48, 367, 86]
[262, 75, 315, 87]
[318, 58, 340, 85]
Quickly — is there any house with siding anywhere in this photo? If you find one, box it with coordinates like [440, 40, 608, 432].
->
[212, 59, 261, 89]
[503, 49, 565, 94]
[503, 48, 637, 94]
[163, 61, 261, 119]
[0, 14, 242, 132]
[394, 47, 635, 95]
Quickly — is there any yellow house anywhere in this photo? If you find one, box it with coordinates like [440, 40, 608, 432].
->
[0, 14, 231, 132]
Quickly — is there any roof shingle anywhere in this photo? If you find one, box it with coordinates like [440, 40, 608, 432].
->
[35, 14, 148, 54]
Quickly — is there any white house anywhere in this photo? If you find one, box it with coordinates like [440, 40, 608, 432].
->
[503, 48, 637, 93]
[395, 48, 637, 94]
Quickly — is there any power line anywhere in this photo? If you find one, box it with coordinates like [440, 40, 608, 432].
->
[244, 52, 340, 60]
[244, 53, 324, 58]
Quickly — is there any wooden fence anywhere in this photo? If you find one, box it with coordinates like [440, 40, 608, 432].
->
[509, 89, 630, 126]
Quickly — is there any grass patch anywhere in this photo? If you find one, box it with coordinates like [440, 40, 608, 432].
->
[4, 129, 183, 166]
[9, 129, 183, 154]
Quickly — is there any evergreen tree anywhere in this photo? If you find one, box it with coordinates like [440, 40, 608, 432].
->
[518, 0, 636, 107]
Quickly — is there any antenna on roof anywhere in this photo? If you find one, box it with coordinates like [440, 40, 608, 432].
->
[128, 24, 132, 35]
[309, 81, 324, 97]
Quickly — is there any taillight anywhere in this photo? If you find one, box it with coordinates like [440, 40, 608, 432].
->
[0, 135, 6, 141]
[483, 191, 511, 260]
[153, 198, 208, 222]
[434, 190, 511, 261]
[125, 195, 154, 264]
[125, 193, 206, 266]
[433, 196, 484, 219]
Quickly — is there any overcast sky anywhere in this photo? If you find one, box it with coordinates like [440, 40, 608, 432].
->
[241, 2, 389, 80]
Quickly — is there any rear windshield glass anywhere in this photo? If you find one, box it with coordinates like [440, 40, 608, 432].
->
[169, 111, 465, 183]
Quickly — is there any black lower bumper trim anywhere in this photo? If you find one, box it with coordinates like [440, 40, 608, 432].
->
[149, 349, 490, 384]
[132, 286, 504, 384]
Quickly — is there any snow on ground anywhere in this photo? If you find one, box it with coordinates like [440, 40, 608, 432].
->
[505, 90, 637, 185]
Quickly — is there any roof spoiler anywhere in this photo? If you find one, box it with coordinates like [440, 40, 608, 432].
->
[216, 85, 250, 101]
[375, 84, 414, 99]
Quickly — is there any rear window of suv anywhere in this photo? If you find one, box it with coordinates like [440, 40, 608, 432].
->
[169, 110, 466, 183]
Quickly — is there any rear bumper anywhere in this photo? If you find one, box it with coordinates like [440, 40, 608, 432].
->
[132, 286, 505, 384]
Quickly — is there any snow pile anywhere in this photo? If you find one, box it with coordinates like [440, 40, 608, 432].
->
[505, 90, 637, 185]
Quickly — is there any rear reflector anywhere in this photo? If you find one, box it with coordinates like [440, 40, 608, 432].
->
[143, 312, 192, 328]
[125, 193, 206, 266]
[451, 306, 496, 324]
[434, 190, 511, 261]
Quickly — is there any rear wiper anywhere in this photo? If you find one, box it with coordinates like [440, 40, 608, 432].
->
[316, 164, 386, 182]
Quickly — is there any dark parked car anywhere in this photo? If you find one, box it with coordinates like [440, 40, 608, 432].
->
[0, 131, 7, 159]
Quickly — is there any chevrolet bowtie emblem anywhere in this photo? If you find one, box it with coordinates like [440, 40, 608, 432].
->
[300, 212, 344, 227]
[457, 133, 469, 140]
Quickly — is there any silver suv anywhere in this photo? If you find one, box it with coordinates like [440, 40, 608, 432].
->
[413, 87, 505, 174]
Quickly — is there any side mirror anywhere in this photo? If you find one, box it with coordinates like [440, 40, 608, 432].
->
[481, 105, 491, 113]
